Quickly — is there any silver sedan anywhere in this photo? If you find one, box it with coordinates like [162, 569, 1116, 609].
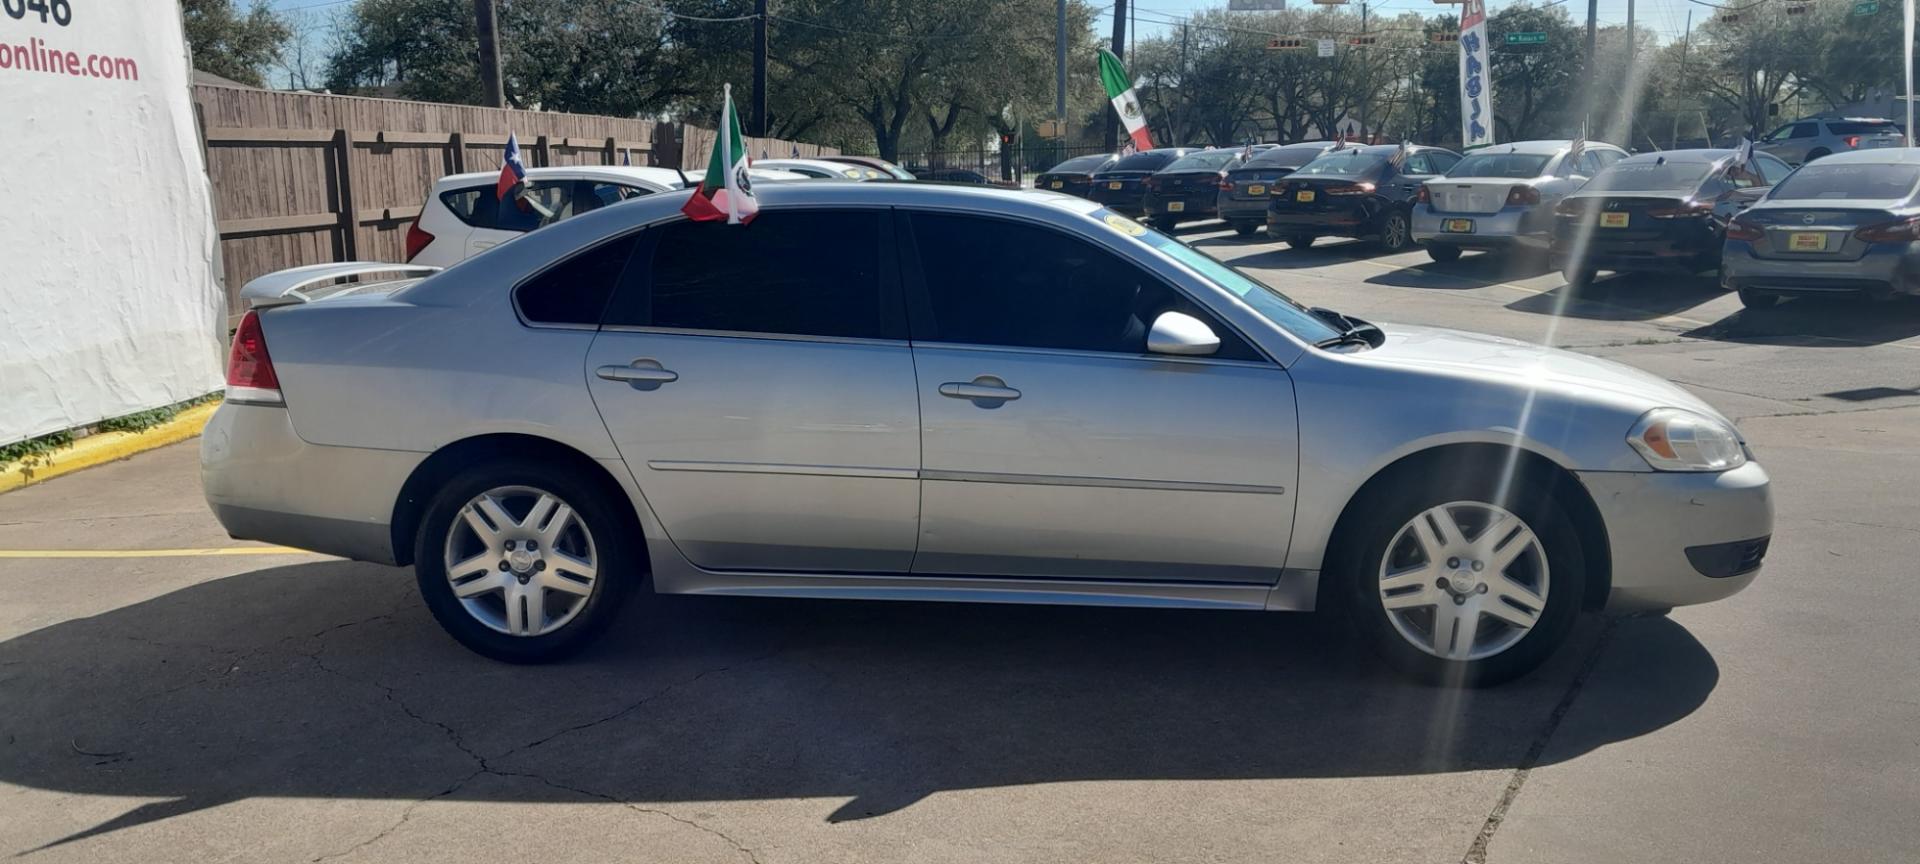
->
[1722, 148, 1920, 308]
[1413, 139, 1628, 262]
[202, 182, 1772, 686]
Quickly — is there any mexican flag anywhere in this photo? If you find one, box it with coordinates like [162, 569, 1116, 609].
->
[682, 84, 758, 224]
[1098, 49, 1152, 152]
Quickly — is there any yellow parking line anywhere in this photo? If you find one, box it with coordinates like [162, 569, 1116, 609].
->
[0, 547, 315, 559]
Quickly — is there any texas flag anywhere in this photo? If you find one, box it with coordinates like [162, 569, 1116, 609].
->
[496, 132, 526, 200]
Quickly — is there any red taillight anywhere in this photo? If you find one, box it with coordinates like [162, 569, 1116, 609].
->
[1506, 185, 1541, 206]
[226, 311, 282, 401]
[1724, 218, 1764, 241]
[1855, 216, 1920, 242]
[1646, 200, 1714, 219]
[1846, 135, 1861, 148]
[1217, 171, 1233, 191]
[404, 217, 434, 261]
[1327, 181, 1375, 196]
[1144, 176, 1160, 191]
[1416, 184, 1430, 204]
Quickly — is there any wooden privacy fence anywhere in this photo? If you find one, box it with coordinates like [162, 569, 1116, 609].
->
[194, 84, 836, 319]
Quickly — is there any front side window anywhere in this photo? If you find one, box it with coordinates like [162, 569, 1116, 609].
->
[905, 212, 1258, 359]
[1789, 123, 1820, 139]
[607, 210, 891, 339]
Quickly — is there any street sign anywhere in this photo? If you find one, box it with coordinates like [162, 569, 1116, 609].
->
[1505, 31, 1548, 45]
[1228, 0, 1287, 9]
[1854, 0, 1879, 14]
[1317, 38, 1336, 57]
[1431, 31, 1460, 43]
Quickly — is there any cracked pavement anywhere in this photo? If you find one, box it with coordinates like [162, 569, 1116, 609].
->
[2, 229, 1918, 862]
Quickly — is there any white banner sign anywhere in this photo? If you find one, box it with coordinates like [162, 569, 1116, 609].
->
[0, 1, 224, 444]
[1317, 39, 1335, 58]
[1458, 0, 1496, 149]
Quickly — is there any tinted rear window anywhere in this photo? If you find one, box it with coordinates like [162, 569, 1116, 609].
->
[1110, 152, 1179, 172]
[1165, 150, 1239, 172]
[1293, 151, 1386, 177]
[1829, 121, 1902, 135]
[1245, 146, 1329, 169]
[1447, 153, 1552, 179]
[1050, 154, 1113, 173]
[1587, 160, 1714, 193]
[1770, 163, 1920, 200]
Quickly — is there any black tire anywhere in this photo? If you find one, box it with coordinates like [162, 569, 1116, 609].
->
[1738, 288, 1781, 310]
[1338, 467, 1587, 687]
[1286, 233, 1318, 250]
[1426, 245, 1464, 263]
[1804, 148, 1830, 163]
[1233, 221, 1261, 237]
[1152, 215, 1181, 232]
[1377, 210, 1414, 252]
[1563, 266, 1597, 288]
[414, 459, 639, 663]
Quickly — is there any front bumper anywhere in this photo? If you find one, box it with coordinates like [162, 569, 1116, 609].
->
[201, 401, 424, 565]
[1578, 460, 1773, 612]
[1413, 204, 1551, 250]
[1721, 241, 1920, 297]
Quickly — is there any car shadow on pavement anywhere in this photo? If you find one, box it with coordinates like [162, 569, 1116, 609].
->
[0, 561, 1719, 849]
[1210, 238, 1384, 270]
[1682, 294, 1920, 348]
[1504, 273, 1725, 322]
[1363, 251, 1555, 291]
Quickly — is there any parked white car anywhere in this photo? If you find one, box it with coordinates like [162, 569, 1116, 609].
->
[407, 165, 808, 266]
[750, 157, 886, 180]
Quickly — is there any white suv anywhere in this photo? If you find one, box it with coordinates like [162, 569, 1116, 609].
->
[405, 166, 688, 267]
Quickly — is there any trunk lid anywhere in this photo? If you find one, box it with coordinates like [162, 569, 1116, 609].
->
[1558, 195, 1698, 242]
[1427, 179, 1528, 215]
[1738, 205, 1898, 261]
[1272, 175, 1374, 215]
[1223, 166, 1295, 200]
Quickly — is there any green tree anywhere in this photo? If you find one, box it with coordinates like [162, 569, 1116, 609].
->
[182, 0, 291, 87]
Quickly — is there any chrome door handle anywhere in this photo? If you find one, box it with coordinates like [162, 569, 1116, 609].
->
[939, 377, 1021, 403]
[596, 360, 678, 389]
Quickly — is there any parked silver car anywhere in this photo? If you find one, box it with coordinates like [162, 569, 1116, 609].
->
[203, 183, 1771, 686]
[1754, 116, 1905, 166]
[1722, 148, 1920, 308]
[1413, 139, 1628, 263]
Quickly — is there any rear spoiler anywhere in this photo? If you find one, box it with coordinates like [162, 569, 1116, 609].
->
[240, 261, 442, 309]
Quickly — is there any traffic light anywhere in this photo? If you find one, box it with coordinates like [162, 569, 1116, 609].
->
[1430, 32, 1459, 43]
[1267, 37, 1309, 50]
[1347, 35, 1378, 47]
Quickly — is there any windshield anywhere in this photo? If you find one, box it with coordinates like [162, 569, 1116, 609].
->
[1165, 150, 1239, 172]
[1294, 151, 1386, 177]
[1050, 154, 1113, 174]
[1099, 209, 1341, 344]
[1769, 163, 1920, 200]
[1110, 152, 1179, 172]
[1245, 146, 1330, 169]
[1448, 153, 1552, 179]
[1586, 160, 1714, 193]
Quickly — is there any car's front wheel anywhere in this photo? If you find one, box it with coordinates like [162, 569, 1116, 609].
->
[1233, 221, 1261, 237]
[1426, 245, 1463, 263]
[1285, 233, 1318, 250]
[1738, 288, 1782, 310]
[1342, 470, 1586, 687]
[1378, 210, 1413, 252]
[1152, 215, 1180, 232]
[415, 460, 637, 663]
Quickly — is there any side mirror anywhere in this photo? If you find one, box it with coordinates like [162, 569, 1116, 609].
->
[1147, 311, 1220, 356]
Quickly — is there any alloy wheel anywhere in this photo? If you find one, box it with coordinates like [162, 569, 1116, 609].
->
[442, 485, 599, 637]
[1383, 214, 1409, 250]
[1377, 501, 1549, 661]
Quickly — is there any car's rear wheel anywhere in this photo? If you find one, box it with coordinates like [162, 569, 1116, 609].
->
[415, 460, 637, 663]
[1563, 266, 1597, 288]
[1286, 233, 1318, 250]
[1426, 245, 1463, 263]
[1342, 470, 1585, 687]
[1378, 211, 1413, 252]
[1152, 215, 1180, 231]
[1233, 221, 1261, 237]
[1738, 288, 1782, 310]
[1805, 148, 1830, 163]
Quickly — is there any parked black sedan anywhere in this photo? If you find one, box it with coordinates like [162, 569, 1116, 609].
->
[1550, 148, 1794, 286]
[1142, 148, 1249, 230]
[1034, 153, 1119, 199]
[1266, 144, 1461, 251]
[1217, 141, 1337, 236]
[1086, 148, 1197, 216]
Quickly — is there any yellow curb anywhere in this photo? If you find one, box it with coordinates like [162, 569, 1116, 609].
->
[1, 401, 220, 495]
[0, 546, 313, 559]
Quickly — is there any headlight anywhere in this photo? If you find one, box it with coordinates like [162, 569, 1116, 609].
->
[1627, 408, 1747, 472]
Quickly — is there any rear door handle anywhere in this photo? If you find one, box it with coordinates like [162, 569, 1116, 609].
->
[596, 359, 678, 389]
[939, 377, 1021, 403]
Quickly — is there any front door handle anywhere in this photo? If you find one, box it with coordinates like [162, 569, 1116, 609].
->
[939, 376, 1021, 404]
[596, 359, 678, 390]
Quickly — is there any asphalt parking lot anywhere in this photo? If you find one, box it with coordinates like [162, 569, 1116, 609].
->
[3, 228, 1917, 863]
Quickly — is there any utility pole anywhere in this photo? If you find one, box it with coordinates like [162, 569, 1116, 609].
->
[473, 0, 504, 108]
[1359, 1, 1370, 144]
[1675, 8, 1691, 149]
[1583, 0, 1598, 129]
[1180, 24, 1189, 145]
[751, 0, 768, 137]
[1055, 0, 1067, 125]
[1104, 0, 1128, 151]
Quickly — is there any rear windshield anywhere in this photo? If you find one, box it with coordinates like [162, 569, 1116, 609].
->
[1769, 163, 1920, 200]
[1587, 160, 1714, 193]
[1050, 154, 1113, 174]
[1165, 150, 1240, 172]
[1110, 152, 1180, 172]
[1829, 120, 1902, 135]
[1245, 146, 1329, 169]
[1447, 153, 1552, 179]
[1293, 151, 1386, 177]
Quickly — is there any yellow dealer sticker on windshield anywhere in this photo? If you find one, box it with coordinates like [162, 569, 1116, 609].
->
[1104, 213, 1147, 236]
